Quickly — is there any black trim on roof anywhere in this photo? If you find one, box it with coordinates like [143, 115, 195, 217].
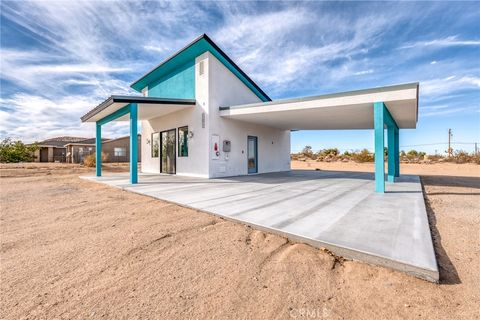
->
[81, 95, 196, 122]
[130, 33, 271, 101]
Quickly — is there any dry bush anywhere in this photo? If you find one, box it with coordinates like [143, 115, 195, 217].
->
[301, 146, 315, 160]
[83, 152, 109, 167]
[352, 149, 374, 163]
[448, 150, 479, 164]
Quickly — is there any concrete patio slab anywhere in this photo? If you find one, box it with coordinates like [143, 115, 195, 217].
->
[81, 170, 439, 282]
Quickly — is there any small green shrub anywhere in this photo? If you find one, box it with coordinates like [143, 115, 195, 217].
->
[0, 138, 39, 163]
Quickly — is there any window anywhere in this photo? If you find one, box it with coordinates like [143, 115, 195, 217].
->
[151, 132, 160, 157]
[178, 126, 188, 157]
[199, 61, 204, 76]
[114, 147, 126, 157]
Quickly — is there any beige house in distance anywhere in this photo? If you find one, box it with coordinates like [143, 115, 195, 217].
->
[65, 135, 141, 164]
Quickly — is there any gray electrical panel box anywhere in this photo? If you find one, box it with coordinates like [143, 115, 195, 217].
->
[223, 140, 231, 152]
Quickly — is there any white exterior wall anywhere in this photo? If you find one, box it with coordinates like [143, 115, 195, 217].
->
[140, 51, 290, 178]
[206, 52, 291, 178]
[140, 53, 210, 177]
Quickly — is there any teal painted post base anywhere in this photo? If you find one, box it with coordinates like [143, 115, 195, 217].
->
[130, 103, 138, 184]
[374, 102, 385, 193]
[96, 123, 102, 177]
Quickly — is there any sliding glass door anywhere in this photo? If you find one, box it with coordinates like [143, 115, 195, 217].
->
[160, 129, 176, 174]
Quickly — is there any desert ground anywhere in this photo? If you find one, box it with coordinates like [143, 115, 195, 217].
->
[1, 161, 479, 319]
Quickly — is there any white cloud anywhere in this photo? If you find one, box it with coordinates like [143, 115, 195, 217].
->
[354, 69, 374, 76]
[421, 76, 480, 96]
[400, 36, 480, 49]
[0, 1, 479, 143]
[0, 94, 130, 142]
[212, 6, 404, 94]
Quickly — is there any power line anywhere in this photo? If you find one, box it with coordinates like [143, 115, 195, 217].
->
[399, 142, 476, 147]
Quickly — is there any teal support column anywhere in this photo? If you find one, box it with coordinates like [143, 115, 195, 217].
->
[96, 123, 102, 177]
[130, 103, 138, 184]
[387, 126, 395, 182]
[374, 102, 385, 193]
[394, 127, 400, 177]
[388, 126, 400, 181]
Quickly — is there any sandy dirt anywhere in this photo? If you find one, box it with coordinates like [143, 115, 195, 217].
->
[1, 162, 479, 319]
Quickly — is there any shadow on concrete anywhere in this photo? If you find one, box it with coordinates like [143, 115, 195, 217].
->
[421, 179, 461, 285]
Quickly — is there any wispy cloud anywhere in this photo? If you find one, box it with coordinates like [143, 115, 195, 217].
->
[0, 94, 130, 141]
[0, 1, 479, 145]
[421, 75, 480, 97]
[400, 36, 480, 49]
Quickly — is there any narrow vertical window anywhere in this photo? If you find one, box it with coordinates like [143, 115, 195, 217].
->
[178, 126, 188, 157]
[199, 61, 204, 76]
[151, 132, 160, 158]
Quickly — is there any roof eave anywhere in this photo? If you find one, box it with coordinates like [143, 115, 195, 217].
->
[80, 96, 196, 123]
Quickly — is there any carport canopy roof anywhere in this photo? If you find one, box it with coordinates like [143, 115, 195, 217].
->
[219, 83, 419, 130]
[81, 95, 196, 123]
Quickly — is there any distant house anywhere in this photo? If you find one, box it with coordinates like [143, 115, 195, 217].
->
[65, 138, 104, 164]
[34, 136, 88, 162]
[102, 135, 142, 163]
[65, 135, 141, 164]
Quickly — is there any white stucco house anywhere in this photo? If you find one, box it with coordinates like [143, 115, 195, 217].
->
[81, 34, 419, 193]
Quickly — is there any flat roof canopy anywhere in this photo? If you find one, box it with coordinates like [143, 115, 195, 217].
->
[219, 83, 419, 130]
[81, 96, 196, 123]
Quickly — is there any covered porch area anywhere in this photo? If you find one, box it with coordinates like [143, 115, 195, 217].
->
[81, 95, 196, 183]
[220, 82, 419, 193]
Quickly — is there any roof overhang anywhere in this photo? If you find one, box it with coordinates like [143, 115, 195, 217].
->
[81, 96, 196, 123]
[219, 83, 419, 130]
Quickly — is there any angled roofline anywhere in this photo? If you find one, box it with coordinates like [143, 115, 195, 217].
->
[80, 95, 196, 122]
[130, 33, 271, 101]
[219, 82, 419, 111]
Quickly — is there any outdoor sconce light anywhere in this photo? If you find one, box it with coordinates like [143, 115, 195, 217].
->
[146, 138, 150, 145]
[188, 131, 194, 139]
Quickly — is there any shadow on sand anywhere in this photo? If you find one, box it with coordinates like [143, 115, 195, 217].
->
[421, 178, 462, 285]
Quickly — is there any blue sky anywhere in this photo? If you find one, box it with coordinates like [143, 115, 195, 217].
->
[0, 1, 479, 154]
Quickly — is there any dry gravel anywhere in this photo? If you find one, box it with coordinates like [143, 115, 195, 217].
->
[1, 162, 479, 319]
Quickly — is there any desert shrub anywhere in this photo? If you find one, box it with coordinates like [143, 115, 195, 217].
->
[447, 150, 480, 164]
[314, 148, 341, 162]
[426, 154, 444, 162]
[301, 145, 315, 159]
[352, 149, 374, 163]
[0, 138, 39, 163]
[401, 149, 426, 162]
[83, 152, 108, 167]
[321, 148, 340, 156]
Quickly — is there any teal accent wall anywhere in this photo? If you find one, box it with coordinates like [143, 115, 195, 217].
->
[147, 60, 195, 99]
[131, 37, 270, 102]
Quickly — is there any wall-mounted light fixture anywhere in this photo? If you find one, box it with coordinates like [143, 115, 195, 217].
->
[146, 138, 151, 145]
[188, 131, 194, 139]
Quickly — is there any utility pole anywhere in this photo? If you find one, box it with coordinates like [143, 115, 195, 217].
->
[448, 129, 453, 157]
[475, 142, 478, 156]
